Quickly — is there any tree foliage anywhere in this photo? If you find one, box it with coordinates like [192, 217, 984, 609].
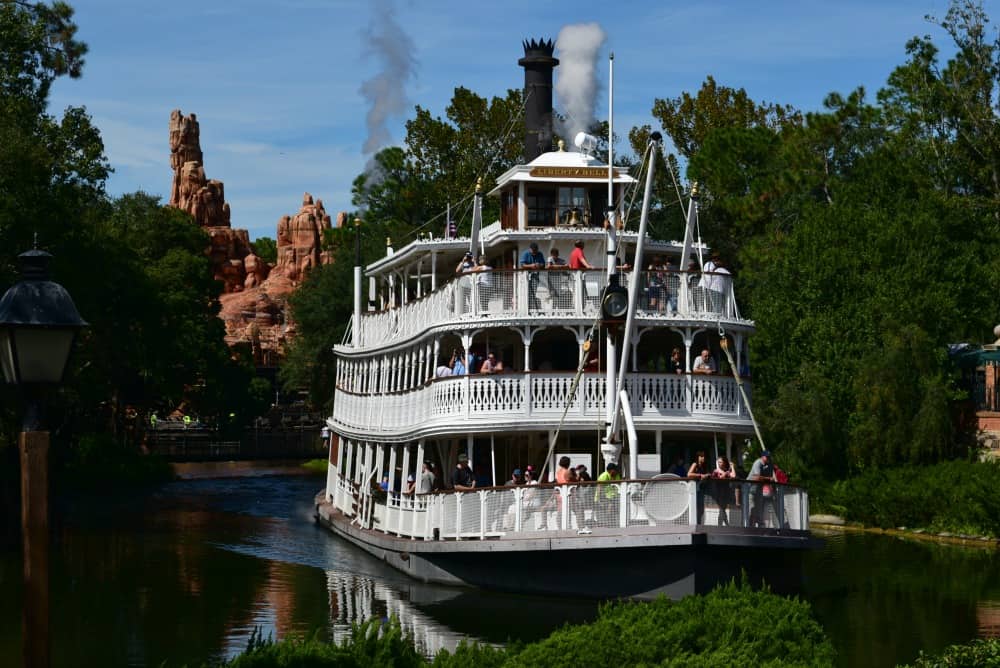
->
[640, 0, 1000, 477]
[0, 2, 266, 463]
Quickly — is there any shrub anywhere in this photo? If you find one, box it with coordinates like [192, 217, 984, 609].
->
[507, 578, 834, 668]
[824, 460, 1000, 538]
[899, 638, 1000, 667]
[217, 581, 833, 668]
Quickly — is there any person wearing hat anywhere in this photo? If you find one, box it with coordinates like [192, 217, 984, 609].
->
[507, 468, 523, 486]
[520, 242, 546, 311]
[749, 450, 775, 527]
[452, 453, 476, 491]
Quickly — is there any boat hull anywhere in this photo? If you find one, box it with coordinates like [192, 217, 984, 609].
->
[316, 498, 816, 600]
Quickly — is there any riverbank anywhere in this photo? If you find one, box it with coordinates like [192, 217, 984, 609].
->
[811, 514, 1000, 549]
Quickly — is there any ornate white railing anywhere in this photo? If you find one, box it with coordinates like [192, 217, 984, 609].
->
[332, 372, 751, 438]
[354, 269, 741, 349]
[332, 477, 809, 540]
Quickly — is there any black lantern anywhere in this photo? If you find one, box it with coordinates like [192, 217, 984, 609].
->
[0, 249, 87, 387]
[600, 275, 629, 323]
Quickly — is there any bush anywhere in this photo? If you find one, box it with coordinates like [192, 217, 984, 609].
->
[824, 460, 1000, 538]
[899, 638, 1000, 667]
[217, 580, 834, 668]
[508, 578, 834, 668]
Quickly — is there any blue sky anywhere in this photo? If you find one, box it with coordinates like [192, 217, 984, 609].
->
[48, 0, 995, 240]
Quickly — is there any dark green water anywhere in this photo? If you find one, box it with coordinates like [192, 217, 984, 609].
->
[0, 465, 997, 667]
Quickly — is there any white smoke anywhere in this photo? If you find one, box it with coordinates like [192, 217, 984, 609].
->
[359, 0, 416, 158]
[554, 23, 607, 150]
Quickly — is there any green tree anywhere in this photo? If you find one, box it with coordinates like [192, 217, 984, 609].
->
[251, 236, 277, 264]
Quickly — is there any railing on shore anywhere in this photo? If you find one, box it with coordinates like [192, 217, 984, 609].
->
[354, 269, 741, 348]
[332, 372, 749, 436]
[331, 476, 809, 540]
[147, 427, 326, 461]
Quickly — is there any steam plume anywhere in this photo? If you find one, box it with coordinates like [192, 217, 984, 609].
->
[554, 23, 607, 149]
[359, 0, 416, 158]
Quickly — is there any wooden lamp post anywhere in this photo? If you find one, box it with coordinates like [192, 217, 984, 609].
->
[0, 248, 87, 668]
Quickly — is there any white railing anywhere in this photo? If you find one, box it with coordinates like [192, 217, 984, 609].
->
[355, 269, 742, 349]
[338, 477, 809, 540]
[332, 372, 751, 437]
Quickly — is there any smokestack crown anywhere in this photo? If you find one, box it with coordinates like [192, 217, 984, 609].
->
[519, 38, 558, 163]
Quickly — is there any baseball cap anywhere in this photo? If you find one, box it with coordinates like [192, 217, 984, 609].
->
[513, 468, 522, 476]
[761, 450, 771, 457]
[457, 453, 469, 463]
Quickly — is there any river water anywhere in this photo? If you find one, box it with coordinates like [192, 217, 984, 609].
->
[0, 464, 997, 667]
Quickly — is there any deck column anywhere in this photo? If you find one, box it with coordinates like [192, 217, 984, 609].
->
[400, 444, 412, 514]
[413, 439, 425, 539]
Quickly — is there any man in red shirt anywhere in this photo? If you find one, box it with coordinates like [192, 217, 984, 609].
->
[568, 240, 593, 269]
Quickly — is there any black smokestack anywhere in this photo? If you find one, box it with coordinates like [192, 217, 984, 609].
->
[519, 38, 559, 163]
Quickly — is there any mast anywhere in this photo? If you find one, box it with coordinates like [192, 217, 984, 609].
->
[601, 51, 618, 470]
[352, 217, 362, 348]
[607, 133, 662, 471]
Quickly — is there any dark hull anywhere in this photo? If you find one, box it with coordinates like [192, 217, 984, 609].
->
[316, 501, 816, 600]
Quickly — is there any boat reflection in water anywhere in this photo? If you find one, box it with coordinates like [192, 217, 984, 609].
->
[326, 570, 472, 655]
[323, 566, 599, 655]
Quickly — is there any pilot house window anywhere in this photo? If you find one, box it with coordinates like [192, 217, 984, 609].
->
[559, 187, 588, 225]
[526, 187, 556, 227]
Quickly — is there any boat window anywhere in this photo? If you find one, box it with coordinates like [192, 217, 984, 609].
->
[526, 187, 557, 227]
[558, 186, 588, 225]
[501, 189, 518, 230]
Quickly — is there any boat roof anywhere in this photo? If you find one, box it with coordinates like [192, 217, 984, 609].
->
[488, 144, 635, 196]
[364, 223, 699, 275]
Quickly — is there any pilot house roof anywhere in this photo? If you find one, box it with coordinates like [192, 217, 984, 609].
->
[488, 145, 636, 196]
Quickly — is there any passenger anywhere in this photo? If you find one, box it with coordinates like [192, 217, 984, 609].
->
[435, 357, 453, 377]
[405, 474, 416, 496]
[455, 252, 476, 312]
[575, 464, 592, 482]
[555, 456, 575, 484]
[711, 455, 737, 526]
[687, 451, 710, 480]
[647, 255, 668, 311]
[666, 347, 684, 374]
[480, 352, 500, 374]
[507, 468, 523, 486]
[451, 349, 467, 376]
[569, 240, 593, 269]
[594, 462, 622, 525]
[547, 247, 570, 309]
[417, 461, 435, 494]
[451, 454, 476, 492]
[669, 455, 687, 477]
[473, 254, 493, 310]
[692, 348, 717, 374]
[748, 450, 775, 528]
[520, 242, 546, 311]
[688, 451, 711, 524]
[379, 475, 390, 492]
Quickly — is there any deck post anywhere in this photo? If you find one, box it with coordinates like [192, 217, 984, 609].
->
[618, 482, 627, 528]
[399, 444, 411, 536]
[514, 487, 523, 532]
[688, 480, 698, 526]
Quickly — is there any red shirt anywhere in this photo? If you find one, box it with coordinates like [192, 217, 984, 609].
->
[569, 247, 587, 269]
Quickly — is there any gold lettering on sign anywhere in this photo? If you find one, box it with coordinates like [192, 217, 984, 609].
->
[529, 167, 611, 178]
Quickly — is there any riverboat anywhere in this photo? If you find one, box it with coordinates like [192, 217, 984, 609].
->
[315, 38, 815, 599]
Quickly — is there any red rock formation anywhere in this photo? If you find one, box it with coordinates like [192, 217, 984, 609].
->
[169, 110, 231, 228]
[169, 109, 337, 364]
[271, 193, 333, 284]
